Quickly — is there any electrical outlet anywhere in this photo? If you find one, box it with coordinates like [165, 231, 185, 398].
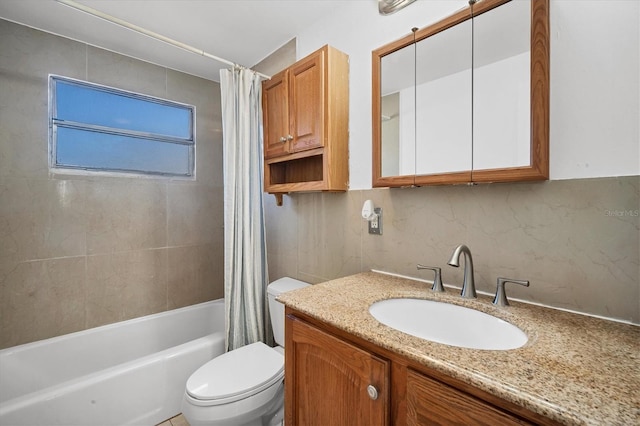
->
[368, 208, 382, 235]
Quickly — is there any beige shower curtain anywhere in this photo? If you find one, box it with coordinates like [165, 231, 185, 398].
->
[219, 67, 271, 351]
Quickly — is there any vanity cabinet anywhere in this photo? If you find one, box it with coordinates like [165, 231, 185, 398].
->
[285, 313, 390, 425]
[262, 45, 349, 203]
[285, 308, 556, 426]
[406, 370, 529, 425]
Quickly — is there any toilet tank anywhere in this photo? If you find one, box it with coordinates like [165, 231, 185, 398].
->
[267, 277, 310, 348]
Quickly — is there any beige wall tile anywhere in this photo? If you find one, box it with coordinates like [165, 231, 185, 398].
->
[167, 244, 223, 309]
[266, 177, 640, 324]
[266, 253, 300, 284]
[361, 186, 469, 286]
[264, 193, 299, 281]
[296, 191, 362, 282]
[0, 178, 87, 263]
[87, 46, 167, 99]
[0, 257, 86, 349]
[0, 19, 86, 81]
[85, 180, 167, 254]
[467, 178, 640, 321]
[167, 184, 221, 247]
[0, 20, 85, 180]
[86, 249, 168, 328]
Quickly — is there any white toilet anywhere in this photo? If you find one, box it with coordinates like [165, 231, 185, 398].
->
[181, 277, 309, 426]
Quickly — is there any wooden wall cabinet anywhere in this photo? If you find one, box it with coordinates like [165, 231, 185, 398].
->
[286, 309, 558, 426]
[262, 45, 349, 204]
[372, 0, 549, 188]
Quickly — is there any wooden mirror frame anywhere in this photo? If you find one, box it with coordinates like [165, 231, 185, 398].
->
[372, 0, 549, 187]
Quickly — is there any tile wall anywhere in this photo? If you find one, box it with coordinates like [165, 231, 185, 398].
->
[264, 177, 640, 324]
[0, 19, 224, 349]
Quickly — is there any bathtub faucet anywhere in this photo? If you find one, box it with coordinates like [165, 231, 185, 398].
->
[447, 244, 476, 299]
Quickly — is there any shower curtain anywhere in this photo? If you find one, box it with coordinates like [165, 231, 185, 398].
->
[220, 67, 271, 351]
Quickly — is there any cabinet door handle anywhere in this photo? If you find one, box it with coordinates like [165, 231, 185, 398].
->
[367, 384, 379, 400]
[279, 136, 287, 143]
[286, 134, 294, 141]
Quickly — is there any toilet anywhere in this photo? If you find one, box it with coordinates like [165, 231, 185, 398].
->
[181, 277, 309, 426]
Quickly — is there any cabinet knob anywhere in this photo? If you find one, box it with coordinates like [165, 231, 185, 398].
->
[279, 136, 287, 143]
[367, 384, 379, 400]
[286, 134, 294, 141]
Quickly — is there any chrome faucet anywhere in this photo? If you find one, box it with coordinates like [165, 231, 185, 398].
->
[492, 277, 530, 307]
[417, 264, 445, 292]
[447, 244, 476, 298]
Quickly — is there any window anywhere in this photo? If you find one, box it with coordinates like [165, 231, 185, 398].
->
[49, 75, 195, 178]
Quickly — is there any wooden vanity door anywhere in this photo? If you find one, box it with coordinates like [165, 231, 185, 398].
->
[285, 315, 390, 426]
[406, 369, 532, 425]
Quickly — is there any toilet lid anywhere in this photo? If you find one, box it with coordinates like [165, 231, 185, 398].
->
[186, 342, 284, 403]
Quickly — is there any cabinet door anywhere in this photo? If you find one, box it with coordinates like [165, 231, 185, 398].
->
[406, 369, 532, 425]
[289, 50, 324, 153]
[263, 68, 289, 159]
[286, 316, 389, 426]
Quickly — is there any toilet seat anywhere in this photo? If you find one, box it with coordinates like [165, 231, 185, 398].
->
[186, 342, 284, 406]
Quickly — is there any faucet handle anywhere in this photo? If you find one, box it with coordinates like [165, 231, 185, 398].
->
[492, 277, 530, 307]
[417, 265, 445, 292]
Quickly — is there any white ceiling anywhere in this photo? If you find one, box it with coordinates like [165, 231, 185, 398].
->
[0, 0, 355, 82]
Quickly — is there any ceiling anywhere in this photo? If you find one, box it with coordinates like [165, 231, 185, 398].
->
[0, 0, 355, 82]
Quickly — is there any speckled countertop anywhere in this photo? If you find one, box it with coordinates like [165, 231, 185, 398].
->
[278, 271, 640, 426]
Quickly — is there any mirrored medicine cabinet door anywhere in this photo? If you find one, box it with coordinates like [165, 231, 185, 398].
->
[372, 0, 549, 188]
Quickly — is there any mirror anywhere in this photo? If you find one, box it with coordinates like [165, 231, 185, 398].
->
[373, 0, 549, 187]
[379, 36, 416, 185]
[472, 0, 531, 171]
[380, 39, 415, 178]
[414, 19, 472, 178]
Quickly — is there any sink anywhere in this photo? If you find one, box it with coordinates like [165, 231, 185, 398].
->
[369, 298, 527, 350]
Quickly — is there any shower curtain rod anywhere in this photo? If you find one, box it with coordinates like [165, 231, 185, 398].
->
[55, 0, 271, 80]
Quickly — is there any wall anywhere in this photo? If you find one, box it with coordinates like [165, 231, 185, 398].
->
[296, 0, 640, 189]
[262, 1, 640, 324]
[0, 19, 224, 349]
[266, 178, 639, 323]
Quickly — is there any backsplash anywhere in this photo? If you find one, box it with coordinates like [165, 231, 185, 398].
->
[0, 19, 224, 349]
[265, 176, 640, 324]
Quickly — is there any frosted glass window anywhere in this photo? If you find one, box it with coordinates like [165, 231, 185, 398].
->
[49, 75, 195, 177]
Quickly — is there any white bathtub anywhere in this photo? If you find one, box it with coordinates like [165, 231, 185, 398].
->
[0, 300, 226, 426]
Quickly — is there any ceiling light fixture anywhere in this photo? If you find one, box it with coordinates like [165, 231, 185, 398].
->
[378, 0, 417, 16]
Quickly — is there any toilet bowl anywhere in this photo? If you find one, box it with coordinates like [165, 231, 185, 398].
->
[181, 277, 309, 426]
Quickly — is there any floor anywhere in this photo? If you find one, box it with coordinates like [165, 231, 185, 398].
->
[157, 414, 190, 426]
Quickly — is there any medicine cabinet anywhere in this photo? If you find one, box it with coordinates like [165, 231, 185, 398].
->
[372, 0, 549, 187]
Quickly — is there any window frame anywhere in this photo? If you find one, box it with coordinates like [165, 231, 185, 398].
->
[48, 74, 196, 179]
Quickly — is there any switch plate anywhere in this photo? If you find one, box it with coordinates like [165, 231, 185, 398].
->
[368, 208, 382, 235]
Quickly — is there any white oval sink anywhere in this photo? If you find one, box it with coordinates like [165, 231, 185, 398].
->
[369, 298, 527, 350]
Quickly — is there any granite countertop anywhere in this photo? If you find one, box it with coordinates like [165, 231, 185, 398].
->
[278, 271, 640, 426]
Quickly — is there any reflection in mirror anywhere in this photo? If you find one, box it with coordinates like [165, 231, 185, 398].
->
[415, 20, 472, 175]
[473, 0, 531, 171]
[381, 42, 415, 177]
[381, 92, 400, 176]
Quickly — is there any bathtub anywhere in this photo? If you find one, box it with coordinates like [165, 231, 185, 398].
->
[0, 299, 226, 426]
